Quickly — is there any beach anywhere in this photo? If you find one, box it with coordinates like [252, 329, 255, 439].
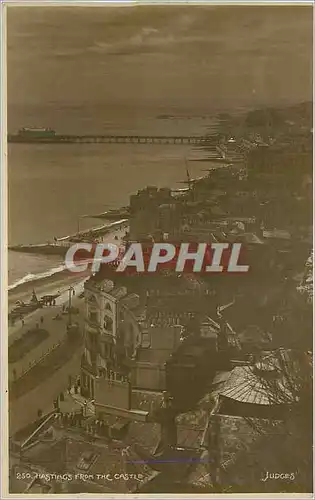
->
[8, 226, 127, 336]
[8, 269, 87, 311]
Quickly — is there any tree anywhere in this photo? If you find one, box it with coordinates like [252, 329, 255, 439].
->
[218, 349, 312, 493]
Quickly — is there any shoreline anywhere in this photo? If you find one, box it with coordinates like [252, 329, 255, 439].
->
[9, 218, 129, 250]
[8, 226, 127, 320]
[8, 267, 89, 307]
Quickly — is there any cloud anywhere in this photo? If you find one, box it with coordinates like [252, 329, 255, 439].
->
[54, 48, 88, 58]
[86, 13, 198, 56]
[89, 27, 170, 56]
[89, 25, 215, 57]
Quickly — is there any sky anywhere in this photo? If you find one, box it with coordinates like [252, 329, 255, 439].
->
[6, 5, 313, 128]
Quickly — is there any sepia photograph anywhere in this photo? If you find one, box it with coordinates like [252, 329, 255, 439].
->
[3, 1, 313, 496]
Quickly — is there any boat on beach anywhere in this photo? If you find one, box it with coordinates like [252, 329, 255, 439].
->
[9, 290, 45, 322]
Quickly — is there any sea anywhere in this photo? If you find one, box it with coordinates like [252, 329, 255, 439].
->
[8, 116, 220, 291]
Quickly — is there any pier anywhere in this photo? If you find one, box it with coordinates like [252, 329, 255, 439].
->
[8, 134, 218, 146]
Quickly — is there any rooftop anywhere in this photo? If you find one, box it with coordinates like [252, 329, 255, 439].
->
[211, 351, 296, 406]
[18, 431, 154, 493]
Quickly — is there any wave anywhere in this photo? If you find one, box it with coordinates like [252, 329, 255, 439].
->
[8, 264, 66, 291]
[8, 218, 128, 292]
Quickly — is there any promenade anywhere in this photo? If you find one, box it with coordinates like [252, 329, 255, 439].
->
[9, 349, 82, 436]
[8, 282, 85, 384]
[8, 227, 126, 435]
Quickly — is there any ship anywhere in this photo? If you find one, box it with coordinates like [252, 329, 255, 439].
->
[8, 127, 57, 143]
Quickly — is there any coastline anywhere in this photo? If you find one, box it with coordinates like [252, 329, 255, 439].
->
[8, 225, 128, 321]
[7, 165, 228, 316]
[8, 267, 89, 310]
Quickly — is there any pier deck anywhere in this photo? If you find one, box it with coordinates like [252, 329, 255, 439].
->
[8, 134, 218, 146]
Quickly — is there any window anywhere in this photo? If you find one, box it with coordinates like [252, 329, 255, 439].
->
[126, 323, 133, 343]
[89, 332, 96, 346]
[105, 302, 112, 312]
[89, 311, 98, 324]
[88, 294, 97, 305]
[103, 344, 108, 358]
[141, 332, 150, 348]
[104, 316, 113, 333]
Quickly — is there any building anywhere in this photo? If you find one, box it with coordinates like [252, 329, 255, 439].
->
[9, 387, 214, 494]
[81, 275, 143, 399]
[130, 323, 183, 391]
[129, 186, 174, 240]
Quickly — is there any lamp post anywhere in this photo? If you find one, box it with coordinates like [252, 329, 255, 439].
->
[77, 215, 82, 234]
[67, 286, 74, 327]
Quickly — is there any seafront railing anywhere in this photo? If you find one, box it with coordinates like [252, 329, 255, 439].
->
[10, 341, 63, 383]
